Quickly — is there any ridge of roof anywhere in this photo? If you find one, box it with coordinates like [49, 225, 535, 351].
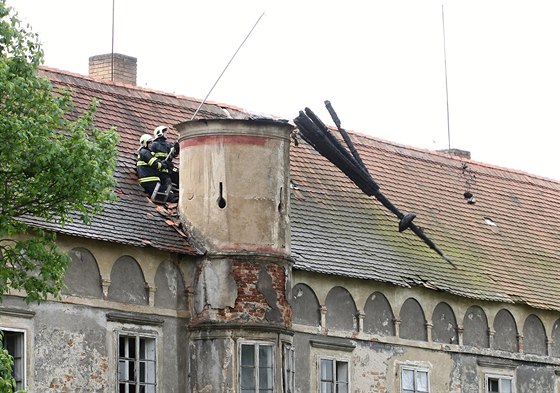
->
[39, 65, 255, 117]
[347, 129, 560, 189]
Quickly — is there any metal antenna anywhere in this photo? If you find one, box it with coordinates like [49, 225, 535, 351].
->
[442, 4, 451, 151]
[111, 0, 115, 82]
[190, 11, 265, 120]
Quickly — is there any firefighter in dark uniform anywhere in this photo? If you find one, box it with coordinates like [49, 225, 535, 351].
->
[136, 133, 177, 202]
[152, 125, 179, 187]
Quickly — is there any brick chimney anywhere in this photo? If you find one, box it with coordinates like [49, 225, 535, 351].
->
[88, 53, 137, 85]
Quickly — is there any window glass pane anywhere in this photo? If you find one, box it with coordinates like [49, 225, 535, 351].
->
[118, 360, 127, 381]
[417, 371, 428, 392]
[320, 381, 333, 393]
[241, 366, 256, 389]
[119, 336, 127, 357]
[259, 363, 273, 390]
[3, 331, 24, 389]
[501, 378, 512, 393]
[336, 361, 348, 383]
[488, 378, 499, 393]
[128, 360, 136, 381]
[335, 360, 349, 393]
[259, 345, 273, 367]
[402, 369, 414, 390]
[146, 361, 156, 384]
[140, 338, 156, 360]
[129, 337, 136, 358]
[242, 344, 255, 366]
[321, 359, 333, 381]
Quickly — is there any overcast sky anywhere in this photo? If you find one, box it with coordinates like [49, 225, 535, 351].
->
[12, 0, 560, 180]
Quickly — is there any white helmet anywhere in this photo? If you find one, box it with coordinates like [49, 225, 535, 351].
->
[154, 125, 168, 138]
[139, 133, 153, 148]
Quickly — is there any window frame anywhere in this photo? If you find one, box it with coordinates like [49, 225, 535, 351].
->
[116, 331, 158, 393]
[317, 355, 350, 393]
[400, 365, 430, 393]
[485, 373, 514, 393]
[1, 327, 26, 391]
[238, 340, 276, 393]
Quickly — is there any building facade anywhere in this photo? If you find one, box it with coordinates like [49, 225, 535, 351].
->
[2, 61, 560, 392]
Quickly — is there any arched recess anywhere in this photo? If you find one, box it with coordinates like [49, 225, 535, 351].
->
[325, 286, 357, 331]
[62, 247, 103, 298]
[493, 309, 518, 352]
[463, 305, 489, 348]
[107, 256, 148, 305]
[154, 260, 186, 310]
[432, 302, 458, 344]
[292, 283, 321, 327]
[363, 292, 394, 336]
[523, 314, 547, 355]
[399, 298, 427, 341]
[551, 319, 560, 357]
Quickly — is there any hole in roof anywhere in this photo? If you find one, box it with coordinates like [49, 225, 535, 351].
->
[484, 217, 496, 226]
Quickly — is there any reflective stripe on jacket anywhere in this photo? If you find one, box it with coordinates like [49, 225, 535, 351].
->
[136, 147, 166, 182]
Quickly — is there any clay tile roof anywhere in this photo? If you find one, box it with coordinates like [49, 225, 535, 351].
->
[36, 67, 560, 312]
[290, 131, 560, 311]
[34, 67, 250, 255]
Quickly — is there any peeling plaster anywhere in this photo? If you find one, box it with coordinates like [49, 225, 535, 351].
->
[195, 259, 237, 314]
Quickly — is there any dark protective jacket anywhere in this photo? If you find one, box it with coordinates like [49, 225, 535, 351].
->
[151, 137, 174, 160]
[136, 147, 168, 184]
[152, 136, 179, 187]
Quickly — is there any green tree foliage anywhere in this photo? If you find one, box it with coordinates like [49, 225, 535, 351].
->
[0, 332, 18, 393]
[1, 1, 118, 389]
[0, 1, 118, 303]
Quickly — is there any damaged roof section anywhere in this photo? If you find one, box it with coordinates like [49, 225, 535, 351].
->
[33, 67, 251, 255]
[289, 115, 560, 311]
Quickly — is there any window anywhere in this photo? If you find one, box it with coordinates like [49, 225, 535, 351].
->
[282, 343, 295, 393]
[1, 329, 25, 391]
[401, 367, 429, 393]
[118, 333, 156, 393]
[486, 375, 513, 393]
[240, 342, 274, 393]
[319, 357, 349, 393]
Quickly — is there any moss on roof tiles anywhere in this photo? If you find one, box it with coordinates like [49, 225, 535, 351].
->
[291, 132, 560, 311]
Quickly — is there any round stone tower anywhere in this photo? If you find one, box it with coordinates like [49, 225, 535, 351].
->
[175, 118, 294, 392]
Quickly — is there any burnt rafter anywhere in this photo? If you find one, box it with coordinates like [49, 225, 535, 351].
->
[293, 102, 453, 266]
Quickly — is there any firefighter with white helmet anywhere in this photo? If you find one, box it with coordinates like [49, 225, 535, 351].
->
[152, 125, 180, 187]
[136, 133, 177, 202]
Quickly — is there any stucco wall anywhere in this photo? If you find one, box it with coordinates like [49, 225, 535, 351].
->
[293, 270, 560, 393]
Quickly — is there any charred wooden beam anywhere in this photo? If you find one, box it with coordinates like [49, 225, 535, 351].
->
[324, 100, 369, 175]
[294, 104, 453, 266]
